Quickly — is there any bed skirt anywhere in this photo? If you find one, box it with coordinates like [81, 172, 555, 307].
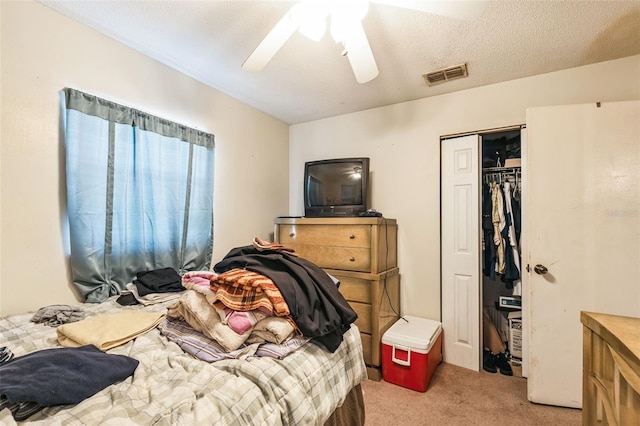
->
[324, 383, 365, 426]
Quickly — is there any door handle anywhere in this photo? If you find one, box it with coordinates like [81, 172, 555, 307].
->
[534, 264, 548, 275]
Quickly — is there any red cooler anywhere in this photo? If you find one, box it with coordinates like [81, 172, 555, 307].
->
[381, 316, 442, 392]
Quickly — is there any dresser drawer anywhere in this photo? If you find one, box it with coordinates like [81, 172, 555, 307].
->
[277, 224, 370, 248]
[289, 245, 371, 272]
[335, 275, 372, 304]
[351, 301, 372, 334]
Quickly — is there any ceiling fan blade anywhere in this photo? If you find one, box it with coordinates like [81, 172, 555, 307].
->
[370, 0, 487, 21]
[343, 20, 379, 84]
[242, 9, 298, 72]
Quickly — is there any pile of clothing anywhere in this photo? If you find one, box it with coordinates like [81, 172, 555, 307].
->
[160, 237, 358, 360]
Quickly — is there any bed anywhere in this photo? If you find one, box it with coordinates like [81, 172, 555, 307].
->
[0, 251, 368, 426]
[0, 297, 367, 425]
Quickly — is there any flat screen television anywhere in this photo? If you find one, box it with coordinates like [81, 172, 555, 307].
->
[304, 157, 370, 217]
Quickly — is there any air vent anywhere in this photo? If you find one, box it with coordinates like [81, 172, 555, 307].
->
[423, 63, 468, 86]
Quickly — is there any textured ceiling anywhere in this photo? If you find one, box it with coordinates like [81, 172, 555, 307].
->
[39, 0, 640, 124]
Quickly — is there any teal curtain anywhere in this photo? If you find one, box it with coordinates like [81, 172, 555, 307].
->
[63, 88, 215, 302]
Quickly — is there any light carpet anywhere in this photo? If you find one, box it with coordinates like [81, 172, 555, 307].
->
[362, 362, 581, 425]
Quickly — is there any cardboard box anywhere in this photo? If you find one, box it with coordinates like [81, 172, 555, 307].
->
[508, 311, 523, 358]
[504, 158, 521, 168]
[509, 357, 523, 377]
[381, 316, 442, 392]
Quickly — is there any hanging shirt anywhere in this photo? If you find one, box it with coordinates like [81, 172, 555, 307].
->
[482, 183, 496, 277]
[503, 181, 523, 295]
[491, 182, 506, 274]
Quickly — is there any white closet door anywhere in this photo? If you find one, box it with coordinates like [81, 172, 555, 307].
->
[526, 101, 640, 408]
[441, 134, 481, 371]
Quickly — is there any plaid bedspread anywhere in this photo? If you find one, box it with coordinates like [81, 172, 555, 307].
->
[0, 298, 367, 425]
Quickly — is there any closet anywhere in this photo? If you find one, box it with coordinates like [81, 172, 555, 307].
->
[480, 130, 523, 377]
[442, 101, 638, 407]
[440, 126, 526, 376]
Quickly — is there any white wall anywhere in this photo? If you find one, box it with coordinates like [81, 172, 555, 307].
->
[0, 1, 290, 316]
[290, 55, 640, 322]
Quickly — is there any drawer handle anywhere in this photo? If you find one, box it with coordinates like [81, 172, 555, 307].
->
[349, 234, 355, 239]
[289, 232, 295, 238]
[349, 257, 355, 262]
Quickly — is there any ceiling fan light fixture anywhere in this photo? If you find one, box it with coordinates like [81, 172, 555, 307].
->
[291, 1, 330, 41]
[330, 0, 370, 43]
[298, 19, 326, 41]
[330, 18, 348, 44]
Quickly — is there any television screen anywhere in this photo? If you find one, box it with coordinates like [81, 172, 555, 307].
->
[304, 158, 369, 217]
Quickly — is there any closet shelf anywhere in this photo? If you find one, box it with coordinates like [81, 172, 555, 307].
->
[483, 166, 521, 173]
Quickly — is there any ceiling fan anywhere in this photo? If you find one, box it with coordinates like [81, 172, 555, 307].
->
[242, 0, 485, 84]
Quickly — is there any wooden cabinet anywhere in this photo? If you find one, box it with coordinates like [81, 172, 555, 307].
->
[274, 217, 400, 380]
[581, 311, 640, 425]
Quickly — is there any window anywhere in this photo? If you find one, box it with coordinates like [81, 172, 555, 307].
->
[63, 88, 215, 302]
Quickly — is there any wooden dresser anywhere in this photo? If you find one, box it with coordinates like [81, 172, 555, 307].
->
[581, 311, 640, 425]
[274, 217, 400, 380]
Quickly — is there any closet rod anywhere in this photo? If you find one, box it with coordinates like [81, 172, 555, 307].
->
[484, 169, 521, 185]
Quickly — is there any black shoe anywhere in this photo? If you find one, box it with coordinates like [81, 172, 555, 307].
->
[494, 353, 513, 376]
[483, 349, 497, 373]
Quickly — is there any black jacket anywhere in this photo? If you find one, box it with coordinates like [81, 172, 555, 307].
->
[214, 246, 357, 352]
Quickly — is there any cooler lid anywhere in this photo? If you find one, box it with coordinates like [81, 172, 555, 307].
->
[382, 315, 442, 352]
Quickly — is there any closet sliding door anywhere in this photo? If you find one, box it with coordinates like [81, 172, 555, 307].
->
[441, 135, 481, 371]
